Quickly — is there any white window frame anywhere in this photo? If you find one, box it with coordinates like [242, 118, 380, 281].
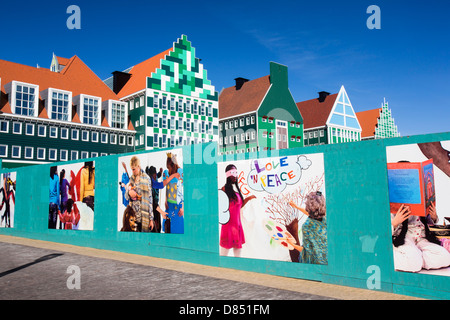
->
[5, 81, 39, 117]
[60, 150, 68, 161]
[61, 128, 68, 139]
[12, 122, 22, 135]
[45, 88, 72, 121]
[24, 146, 33, 159]
[25, 123, 34, 136]
[11, 146, 21, 158]
[49, 127, 58, 138]
[37, 147, 45, 160]
[0, 120, 9, 133]
[49, 149, 57, 161]
[0, 144, 8, 157]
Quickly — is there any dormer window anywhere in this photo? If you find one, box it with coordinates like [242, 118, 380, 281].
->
[74, 94, 101, 125]
[103, 100, 127, 129]
[42, 88, 72, 121]
[5, 81, 39, 117]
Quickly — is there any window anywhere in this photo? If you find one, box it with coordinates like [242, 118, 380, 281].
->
[80, 95, 100, 125]
[153, 134, 159, 147]
[25, 147, 34, 159]
[49, 127, 58, 138]
[49, 89, 71, 121]
[92, 132, 98, 142]
[61, 128, 68, 139]
[251, 116, 255, 124]
[25, 123, 34, 136]
[70, 150, 78, 161]
[240, 118, 244, 126]
[81, 130, 89, 141]
[177, 99, 183, 112]
[91, 152, 98, 158]
[49, 149, 57, 161]
[111, 102, 127, 129]
[153, 94, 159, 108]
[0, 121, 8, 133]
[0, 145, 7, 157]
[13, 82, 38, 116]
[81, 151, 89, 159]
[60, 150, 68, 161]
[101, 132, 108, 143]
[153, 114, 159, 128]
[110, 134, 117, 144]
[12, 122, 21, 134]
[12, 146, 21, 158]
[128, 136, 134, 146]
[119, 135, 125, 145]
[37, 148, 45, 160]
[71, 129, 79, 140]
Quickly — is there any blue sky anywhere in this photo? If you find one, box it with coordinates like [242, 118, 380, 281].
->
[1, 0, 449, 136]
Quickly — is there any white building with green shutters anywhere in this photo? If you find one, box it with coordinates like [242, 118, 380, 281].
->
[106, 35, 219, 151]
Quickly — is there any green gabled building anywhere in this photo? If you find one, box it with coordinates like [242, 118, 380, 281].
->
[356, 99, 401, 140]
[218, 62, 304, 155]
[296, 86, 362, 146]
[107, 35, 219, 150]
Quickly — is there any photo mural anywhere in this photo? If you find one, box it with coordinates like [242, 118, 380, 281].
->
[386, 140, 450, 276]
[48, 162, 95, 230]
[0, 172, 16, 228]
[218, 153, 327, 264]
[117, 149, 184, 234]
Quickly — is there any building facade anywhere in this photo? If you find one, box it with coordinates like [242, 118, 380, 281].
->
[0, 55, 135, 168]
[296, 86, 361, 146]
[218, 62, 304, 155]
[107, 35, 219, 151]
[357, 99, 400, 140]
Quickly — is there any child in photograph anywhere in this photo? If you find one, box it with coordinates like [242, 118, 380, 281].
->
[58, 199, 79, 230]
[121, 205, 138, 232]
[219, 164, 255, 257]
[391, 203, 450, 272]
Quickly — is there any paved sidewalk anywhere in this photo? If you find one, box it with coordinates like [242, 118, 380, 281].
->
[0, 235, 420, 301]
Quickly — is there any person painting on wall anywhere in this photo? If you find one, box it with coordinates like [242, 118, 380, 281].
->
[163, 153, 184, 234]
[288, 191, 328, 265]
[125, 156, 154, 232]
[80, 161, 95, 211]
[49, 166, 60, 229]
[219, 164, 256, 257]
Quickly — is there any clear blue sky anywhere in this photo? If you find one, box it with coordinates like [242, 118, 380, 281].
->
[1, 0, 449, 136]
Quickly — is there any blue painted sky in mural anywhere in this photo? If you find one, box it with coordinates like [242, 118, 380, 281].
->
[1, 0, 449, 136]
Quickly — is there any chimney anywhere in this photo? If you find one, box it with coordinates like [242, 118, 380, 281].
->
[318, 91, 330, 103]
[112, 71, 132, 94]
[234, 77, 249, 90]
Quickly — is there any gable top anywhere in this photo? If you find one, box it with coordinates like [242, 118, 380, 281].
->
[116, 48, 172, 99]
[296, 93, 338, 129]
[356, 108, 382, 138]
[219, 75, 271, 119]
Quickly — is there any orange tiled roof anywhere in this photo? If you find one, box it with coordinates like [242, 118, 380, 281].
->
[296, 93, 338, 129]
[356, 108, 381, 138]
[116, 49, 172, 98]
[219, 75, 271, 119]
[0, 56, 121, 127]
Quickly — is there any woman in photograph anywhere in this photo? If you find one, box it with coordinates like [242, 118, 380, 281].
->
[219, 164, 255, 257]
[125, 156, 154, 232]
[80, 161, 95, 211]
[59, 169, 71, 228]
[288, 191, 328, 265]
[163, 153, 184, 234]
[49, 166, 60, 229]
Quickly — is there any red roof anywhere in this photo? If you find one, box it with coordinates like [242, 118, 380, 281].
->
[296, 93, 338, 129]
[116, 49, 172, 98]
[356, 108, 381, 138]
[0, 56, 121, 126]
[219, 75, 271, 119]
